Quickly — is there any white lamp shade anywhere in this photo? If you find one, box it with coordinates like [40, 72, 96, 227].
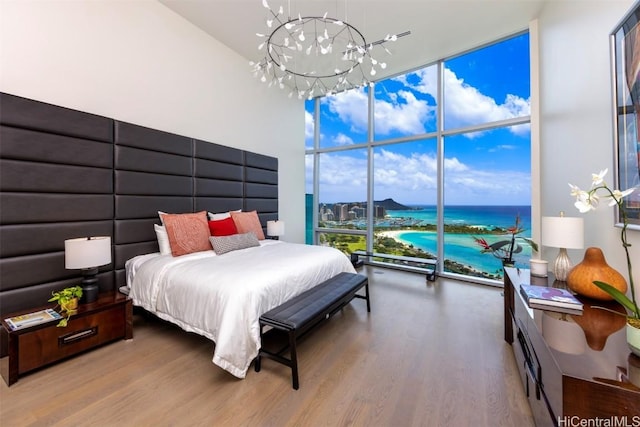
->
[541, 216, 584, 249]
[267, 220, 285, 237]
[65, 236, 112, 269]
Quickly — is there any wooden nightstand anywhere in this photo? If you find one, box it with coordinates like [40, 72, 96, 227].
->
[0, 292, 132, 386]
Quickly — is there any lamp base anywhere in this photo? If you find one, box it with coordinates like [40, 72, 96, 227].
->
[552, 248, 572, 281]
[80, 267, 100, 304]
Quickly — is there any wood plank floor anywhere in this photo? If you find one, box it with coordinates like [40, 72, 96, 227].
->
[0, 266, 534, 427]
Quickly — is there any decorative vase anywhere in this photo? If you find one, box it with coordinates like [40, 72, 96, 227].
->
[628, 321, 640, 358]
[566, 247, 627, 300]
[571, 302, 626, 351]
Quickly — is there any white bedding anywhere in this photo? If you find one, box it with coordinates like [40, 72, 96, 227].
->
[126, 240, 355, 378]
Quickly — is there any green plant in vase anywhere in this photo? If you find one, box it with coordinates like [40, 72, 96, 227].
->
[48, 286, 83, 327]
[569, 169, 639, 356]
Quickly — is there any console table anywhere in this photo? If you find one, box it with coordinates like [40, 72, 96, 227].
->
[504, 267, 640, 425]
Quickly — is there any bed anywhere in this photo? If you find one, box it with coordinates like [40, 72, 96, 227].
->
[126, 240, 355, 378]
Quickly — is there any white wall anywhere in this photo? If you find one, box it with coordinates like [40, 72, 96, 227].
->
[0, 0, 306, 242]
[539, 0, 639, 297]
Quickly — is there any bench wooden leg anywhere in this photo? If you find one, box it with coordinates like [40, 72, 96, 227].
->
[289, 329, 299, 390]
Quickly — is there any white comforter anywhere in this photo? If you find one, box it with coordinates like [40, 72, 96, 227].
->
[126, 240, 355, 378]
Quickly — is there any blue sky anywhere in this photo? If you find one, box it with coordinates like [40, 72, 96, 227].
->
[306, 33, 531, 206]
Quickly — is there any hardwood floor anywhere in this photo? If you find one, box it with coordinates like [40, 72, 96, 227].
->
[0, 266, 534, 426]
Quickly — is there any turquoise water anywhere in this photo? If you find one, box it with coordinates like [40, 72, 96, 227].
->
[387, 205, 533, 274]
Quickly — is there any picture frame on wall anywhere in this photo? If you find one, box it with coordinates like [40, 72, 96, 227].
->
[611, 0, 640, 230]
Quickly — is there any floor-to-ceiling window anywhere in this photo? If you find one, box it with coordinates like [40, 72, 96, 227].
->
[305, 32, 531, 283]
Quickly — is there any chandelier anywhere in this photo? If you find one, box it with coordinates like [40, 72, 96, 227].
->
[250, 0, 410, 99]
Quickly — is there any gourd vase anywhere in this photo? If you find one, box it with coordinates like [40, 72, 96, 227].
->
[566, 247, 627, 300]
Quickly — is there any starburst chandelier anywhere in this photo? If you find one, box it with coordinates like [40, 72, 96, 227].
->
[250, 0, 410, 99]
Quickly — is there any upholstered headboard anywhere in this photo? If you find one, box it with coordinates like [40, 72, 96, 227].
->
[0, 92, 278, 316]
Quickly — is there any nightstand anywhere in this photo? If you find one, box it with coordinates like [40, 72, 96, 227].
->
[0, 292, 132, 386]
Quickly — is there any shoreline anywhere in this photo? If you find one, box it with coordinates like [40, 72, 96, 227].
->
[375, 229, 501, 280]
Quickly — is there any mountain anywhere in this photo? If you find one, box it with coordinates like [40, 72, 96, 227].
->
[371, 198, 412, 210]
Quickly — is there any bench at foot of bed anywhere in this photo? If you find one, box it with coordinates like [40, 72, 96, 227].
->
[255, 272, 370, 390]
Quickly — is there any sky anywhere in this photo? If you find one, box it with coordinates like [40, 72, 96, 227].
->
[305, 33, 532, 206]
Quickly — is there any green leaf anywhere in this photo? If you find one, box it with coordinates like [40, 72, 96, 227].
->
[592, 280, 639, 317]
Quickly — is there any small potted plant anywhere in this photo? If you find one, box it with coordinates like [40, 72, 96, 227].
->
[48, 286, 83, 327]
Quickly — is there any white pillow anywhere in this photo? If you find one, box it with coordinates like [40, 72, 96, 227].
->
[154, 224, 172, 255]
[207, 209, 241, 221]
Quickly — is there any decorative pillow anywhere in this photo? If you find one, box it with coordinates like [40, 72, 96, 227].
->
[231, 210, 265, 240]
[209, 232, 259, 255]
[208, 217, 238, 236]
[162, 211, 211, 257]
[207, 211, 231, 221]
[154, 224, 172, 255]
[207, 209, 241, 221]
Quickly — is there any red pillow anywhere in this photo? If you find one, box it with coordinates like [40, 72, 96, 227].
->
[208, 217, 238, 236]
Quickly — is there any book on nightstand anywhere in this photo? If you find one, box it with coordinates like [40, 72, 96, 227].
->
[519, 284, 583, 315]
[4, 308, 62, 331]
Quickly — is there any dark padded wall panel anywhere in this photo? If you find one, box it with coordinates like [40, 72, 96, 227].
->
[114, 121, 194, 282]
[0, 93, 114, 315]
[195, 139, 243, 164]
[193, 140, 244, 215]
[0, 93, 279, 315]
[244, 152, 279, 230]
[114, 121, 192, 156]
[0, 93, 113, 142]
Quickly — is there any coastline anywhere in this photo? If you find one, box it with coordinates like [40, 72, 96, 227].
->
[375, 229, 502, 280]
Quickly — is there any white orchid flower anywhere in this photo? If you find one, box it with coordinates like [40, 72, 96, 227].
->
[568, 183, 582, 197]
[608, 188, 635, 206]
[591, 168, 608, 187]
[574, 199, 593, 213]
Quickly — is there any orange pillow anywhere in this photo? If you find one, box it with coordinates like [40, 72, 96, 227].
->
[162, 211, 211, 256]
[230, 210, 265, 240]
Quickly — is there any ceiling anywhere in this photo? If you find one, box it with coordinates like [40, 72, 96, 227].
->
[159, 0, 546, 86]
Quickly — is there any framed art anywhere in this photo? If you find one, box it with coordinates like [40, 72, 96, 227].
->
[611, 1, 640, 229]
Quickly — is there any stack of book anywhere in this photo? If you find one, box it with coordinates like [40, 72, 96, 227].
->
[4, 309, 62, 331]
[519, 284, 583, 315]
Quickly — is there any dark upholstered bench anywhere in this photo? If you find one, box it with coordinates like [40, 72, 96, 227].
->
[254, 272, 370, 389]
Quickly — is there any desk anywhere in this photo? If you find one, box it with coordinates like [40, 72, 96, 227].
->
[504, 267, 640, 425]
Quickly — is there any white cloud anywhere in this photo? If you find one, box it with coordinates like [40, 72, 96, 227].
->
[374, 90, 433, 135]
[310, 148, 529, 205]
[305, 110, 314, 148]
[333, 133, 354, 146]
[395, 67, 530, 136]
[323, 89, 368, 133]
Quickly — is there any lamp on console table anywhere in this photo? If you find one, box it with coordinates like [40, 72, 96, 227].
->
[64, 236, 111, 303]
[267, 220, 285, 240]
[541, 213, 584, 281]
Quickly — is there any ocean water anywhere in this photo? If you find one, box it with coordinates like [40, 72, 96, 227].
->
[387, 205, 533, 274]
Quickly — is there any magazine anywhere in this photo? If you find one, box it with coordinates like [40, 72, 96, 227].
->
[4, 308, 62, 331]
[519, 284, 583, 315]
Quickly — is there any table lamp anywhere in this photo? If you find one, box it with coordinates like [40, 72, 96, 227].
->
[267, 220, 285, 240]
[541, 214, 584, 281]
[65, 236, 112, 303]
